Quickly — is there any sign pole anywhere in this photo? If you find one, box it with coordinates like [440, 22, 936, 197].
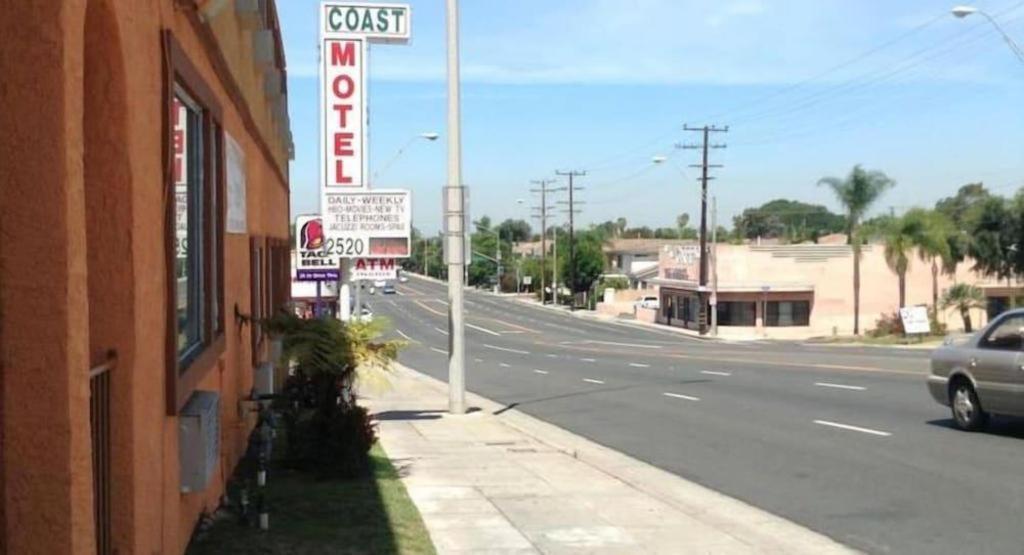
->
[446, 0, 466, 415]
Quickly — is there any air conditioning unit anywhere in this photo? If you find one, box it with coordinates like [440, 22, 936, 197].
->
[179, 390, 220, 493]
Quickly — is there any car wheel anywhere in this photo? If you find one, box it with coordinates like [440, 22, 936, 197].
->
[950, 380, 988, 431]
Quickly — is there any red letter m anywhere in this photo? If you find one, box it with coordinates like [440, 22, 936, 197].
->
[330, 41, 356, 66]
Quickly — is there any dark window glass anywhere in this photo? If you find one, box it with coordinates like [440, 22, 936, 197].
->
[766, 301, 810, 327]
[981, 315, 1024, 351]
[717, 301, 756, 326]
[175, 91, 205, 364]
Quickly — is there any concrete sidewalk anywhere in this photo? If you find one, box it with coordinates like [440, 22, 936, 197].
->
[363, 364, 857, 554]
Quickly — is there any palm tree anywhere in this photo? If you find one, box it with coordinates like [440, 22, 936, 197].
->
[818, 166, 895, 335]
[940, 283, 986, 333]
[880, 209, 951, 308]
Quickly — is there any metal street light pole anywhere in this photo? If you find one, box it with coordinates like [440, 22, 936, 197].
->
[952, 6, 1024, 64]
[445, 0, 466, 414]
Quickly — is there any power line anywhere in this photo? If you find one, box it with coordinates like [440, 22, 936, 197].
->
[555, 170, 586, 309]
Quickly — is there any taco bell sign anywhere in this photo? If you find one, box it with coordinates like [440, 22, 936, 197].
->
[295, 215, 340, 281]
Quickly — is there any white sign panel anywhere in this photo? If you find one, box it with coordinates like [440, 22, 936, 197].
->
[295, 215, 340, 281]
[351, 258, 399, 281]
[322, 37, 366, 190]
[322, 190, 411, 258]
[899, 306, 931, 335]
[322, 3, 412, 43]
[224, 131, 247, 234]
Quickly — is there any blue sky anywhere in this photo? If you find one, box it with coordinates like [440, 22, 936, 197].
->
[280, 0, 1024, 234]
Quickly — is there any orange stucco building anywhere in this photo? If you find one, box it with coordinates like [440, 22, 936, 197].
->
[1, 1, 292, 553]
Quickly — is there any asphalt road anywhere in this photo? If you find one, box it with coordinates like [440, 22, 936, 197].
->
[368, 275, 1024, 555]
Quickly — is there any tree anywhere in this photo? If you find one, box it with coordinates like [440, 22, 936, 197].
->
[940, 283, 985, 333]
[615, 217, 627, 237]
[936, 183, 992, 277]
[623, 226, 654, 239]
[818, 165, 896, 335]
[733, 199, 846, 242]
[966, 195, 1018, 288]
[496, 218, 532, 243]
[879, 209, 950, 308]
[561, 230, 606, 302]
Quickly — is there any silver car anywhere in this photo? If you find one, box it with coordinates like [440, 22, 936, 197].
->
[928, 308, 1024, 430]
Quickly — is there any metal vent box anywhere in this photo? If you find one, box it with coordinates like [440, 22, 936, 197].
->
[179, 390, 220, 493]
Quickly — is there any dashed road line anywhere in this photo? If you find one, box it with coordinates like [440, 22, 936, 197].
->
[433, 327, 449, 336]
[587, 340, 662, 349]
[533, 369, 549, 375]
[429, 347, 447, 355]
[701, 370, 732, 377]
[629, 363, 650, 368]
[395, 329, 414, 342]
[663, 392, 700, 401]
[583, 378, 605, 385]
[499, 363, 511, 368]
[815, 382, 867, 391]
[581, 358, 596, 362]
[474, 358, 484, 363]
[467, 323, 501, 336]
[546, 354, 558, 358]
[415, 300, 446, 316]
[813, 420, 891, 437]
[484, 344, 529, 355]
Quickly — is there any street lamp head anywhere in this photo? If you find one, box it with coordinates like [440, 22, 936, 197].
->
[951, 5, 978, 18]
[652, 155, 668, 164]
[420, 132, 440, 141]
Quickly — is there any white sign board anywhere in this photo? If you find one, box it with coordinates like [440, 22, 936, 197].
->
[322, 3, 412, 43]
[322, 190, 411, 258]
[523, 276, 533, 286]
[321, 37, 366, 190]
[295, 215, 340, 281]
[899, 306, 931, 335]
[351, 258, 399, 281]
[224, 131, 247, 234]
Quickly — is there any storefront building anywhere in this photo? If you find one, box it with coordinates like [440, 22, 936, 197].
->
[650, 244, 1018, 339]
[1, 1, 292, 553]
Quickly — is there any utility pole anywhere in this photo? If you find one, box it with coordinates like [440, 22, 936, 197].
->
[555, 170, 585, 310]
[679, 124, 727, 335]
[711, 195, 719, 337]
[444, 0, 466, 414]
[530, 179, 556, 304]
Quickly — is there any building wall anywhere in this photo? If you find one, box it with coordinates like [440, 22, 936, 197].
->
[658, 244, 997, 337]
[1, 1, 290, 553]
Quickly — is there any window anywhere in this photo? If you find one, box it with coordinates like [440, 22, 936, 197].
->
[980, 315, 1024, 351]
[164, 31, 225, 414]
[766, 301, 811, 327]
[717, 301, 756, 326]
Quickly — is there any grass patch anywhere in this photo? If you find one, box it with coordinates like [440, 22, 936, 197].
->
[186, 443, 435, 555]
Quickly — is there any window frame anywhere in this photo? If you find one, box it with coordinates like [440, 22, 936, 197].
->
[765, 300, 811, 327]
[979, 314, 1024, 351]
[163, 31, 226, 415]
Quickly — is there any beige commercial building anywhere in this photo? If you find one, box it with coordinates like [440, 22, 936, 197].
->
[646, 243, 1020, 339]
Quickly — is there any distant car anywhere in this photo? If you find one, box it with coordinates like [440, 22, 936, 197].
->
[382, 283, 396, 294]
[359, 306, 374, 322]
[636, 296, 660, 310]
[399, 274, 409, 283]
[928, 309, 1024, 431]
[373, 279, 387, 288]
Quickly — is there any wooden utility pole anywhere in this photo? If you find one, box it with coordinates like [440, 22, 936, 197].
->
[530, 179, 556, 304]
[555, 170, 585, 309]
[679, 124, 727, 335]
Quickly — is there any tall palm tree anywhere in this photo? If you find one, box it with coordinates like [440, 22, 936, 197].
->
[818, 166, 895, 335]
[880, 209, 951, 308]
[940, 283, 985, 333]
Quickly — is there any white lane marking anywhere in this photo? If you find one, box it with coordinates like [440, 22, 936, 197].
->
[587, 340, 662, 349]
[546, 354, 558, 358]
[583, 378, 605, 385]
[387, 299, 397, 306]
[431, 299, 450, 306]
[581, 358, 596, 363]
[415, 300, 446, 316]
[484, 344, 529, 355]
[433, 327, 449, 336]
[499, 363, 511, 368]
[430, 347, 447, 355]
[629, 363, 650, 368]
[467, 323, 501, 336]
[815, 382, 867, 391]
[663, 392, 700, 401]
[474, 358, 483, 363]
[395, 329, 414, 341]
[533, 369, 549, 375]
[701, 371, 732, 377]
[813, 420, 891, 437]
